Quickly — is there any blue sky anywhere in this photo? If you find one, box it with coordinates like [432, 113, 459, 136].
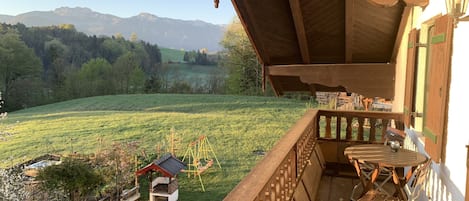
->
[0, 0, 237, 25]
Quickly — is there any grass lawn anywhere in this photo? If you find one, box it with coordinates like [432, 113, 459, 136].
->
[165, 63, 218, 80]
[160, 47, 185, 63]
[0, 94, 306, 200]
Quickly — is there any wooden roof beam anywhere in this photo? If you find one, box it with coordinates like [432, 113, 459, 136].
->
[289, 0, 311, 64]
[367, 0, 399, 7]
[231, 0, 269, 65]
[266, 63, 396, 98]
[403, 0, 429, 7]
[391, 6, 412, 62]
[345, 0, 354, 63]
[368, 0, 428, 7]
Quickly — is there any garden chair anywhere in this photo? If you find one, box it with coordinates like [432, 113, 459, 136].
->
[403, 157, 432, 200]
[357, 157, 432, 201]
[384, 126, 406, 146]
[350, 158, 393, 201]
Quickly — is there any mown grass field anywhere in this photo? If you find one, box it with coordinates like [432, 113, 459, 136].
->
[0, 94, 307, 200]
[160, 47, 218, 83]
[160, 47, 185, 63]
[165, 63, 218, 80]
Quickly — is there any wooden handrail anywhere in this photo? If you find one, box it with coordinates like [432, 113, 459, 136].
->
[224, 110, 318, 201]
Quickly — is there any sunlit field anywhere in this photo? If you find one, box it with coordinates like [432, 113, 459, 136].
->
[0, 94, 306, 200]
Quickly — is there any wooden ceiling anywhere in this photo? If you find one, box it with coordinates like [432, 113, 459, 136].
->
[230, 0, 428, 98]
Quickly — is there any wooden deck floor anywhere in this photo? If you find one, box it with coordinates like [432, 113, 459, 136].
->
[316, 175, 399, 201]
[316, 164, 398, 201]
[317, 175, 360, 201]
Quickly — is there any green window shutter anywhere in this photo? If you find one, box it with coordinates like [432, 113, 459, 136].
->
[431, 33, 446, 44]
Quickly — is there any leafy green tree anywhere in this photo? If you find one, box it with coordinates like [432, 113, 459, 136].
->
[58, 24, 76, 30]
[129, 32, 138, 42]
[129, 67, 145, 94]
[183, 51, 190, 62]
[62, 68, 81, 99]
[183, 50, 196, 63]
[195, 51, 209, 65]
[130, 42, 150, 74]
[94, 142, 139, 200]
[207, 69, 226, 94]
[169, 81, 192, 94]
[113, 52, 140, 93]
[141, 41, 162, 74]
[37, 158, 104, 201]
[220, 18, 263, 95]
[78, 58, 115, 97]
[101, 38, 126, 63]
[0, 29, 43, 110]
[144, 75, 162, 93]
[44, 39, 69, 98]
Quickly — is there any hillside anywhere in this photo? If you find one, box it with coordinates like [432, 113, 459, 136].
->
[0, 7, 225, 51]
[0, 94, 306, 200]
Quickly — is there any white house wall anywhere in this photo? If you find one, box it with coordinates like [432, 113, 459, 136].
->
[445, 20, 469, 200]
[404, 0, 469, 200]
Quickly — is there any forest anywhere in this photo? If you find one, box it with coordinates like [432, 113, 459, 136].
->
[0, 19, 264, 112]
[0, 23, 223, 112]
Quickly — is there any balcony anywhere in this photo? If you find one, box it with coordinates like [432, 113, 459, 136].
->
[224, 109, 404, 201]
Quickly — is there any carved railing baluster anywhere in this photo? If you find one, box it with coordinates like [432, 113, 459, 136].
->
[336, 116, 342, 140]
[325, 115, 332, 138]
[369, 118, 376, 142]
[346, 116, 353, 140]
[357, 117, 364, 140]
[381, 119, 389, 142]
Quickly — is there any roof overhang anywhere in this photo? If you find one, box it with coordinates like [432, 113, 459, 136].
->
[230, 0, 428, 98]
[135, 154, 186, 177]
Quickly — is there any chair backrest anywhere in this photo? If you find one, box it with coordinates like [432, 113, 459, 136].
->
[384, 126, 405, 146]
[407, 158, 432, 200]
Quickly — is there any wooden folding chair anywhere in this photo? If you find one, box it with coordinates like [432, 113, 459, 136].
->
[403, 158, 432, 200]
[350, 158, 393, 201]
[358, 158, 432, 201]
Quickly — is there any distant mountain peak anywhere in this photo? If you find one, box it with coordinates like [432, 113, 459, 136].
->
[136, 12, 158, 21]
[0, 7, 224, 51]
[54, 7, 93, 15]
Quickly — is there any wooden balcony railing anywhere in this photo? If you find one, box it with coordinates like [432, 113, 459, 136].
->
[224, 110, 319, 201]
[223, 109, 404, 201]
[316, 109, 404, 143]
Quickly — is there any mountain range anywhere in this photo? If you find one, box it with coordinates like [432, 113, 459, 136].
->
[0, 7, 225, 51]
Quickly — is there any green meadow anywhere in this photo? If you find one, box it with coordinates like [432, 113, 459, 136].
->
[165, 63, 218, 80]
[0, 94, 306, 200]
[160, 47, 185, 63]
[160, 47, 219, 82]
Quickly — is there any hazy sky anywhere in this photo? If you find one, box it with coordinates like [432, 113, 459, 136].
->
[0, 0, 237, 25]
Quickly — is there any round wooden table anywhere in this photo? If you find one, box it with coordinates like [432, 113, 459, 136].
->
[344, 144, 427, 167]
[344, 144, 428, 200]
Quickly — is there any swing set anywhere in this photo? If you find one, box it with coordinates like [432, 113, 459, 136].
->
[181, 135, 221, 191]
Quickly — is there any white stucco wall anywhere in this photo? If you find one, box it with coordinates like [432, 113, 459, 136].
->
[392, 11, 411, 113]
[407, 0, 469, 200]
[445, 20, 469, 200]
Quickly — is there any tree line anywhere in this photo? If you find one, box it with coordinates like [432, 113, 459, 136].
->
[0, 19, 270, 112]
[0, 23, 163, 111]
